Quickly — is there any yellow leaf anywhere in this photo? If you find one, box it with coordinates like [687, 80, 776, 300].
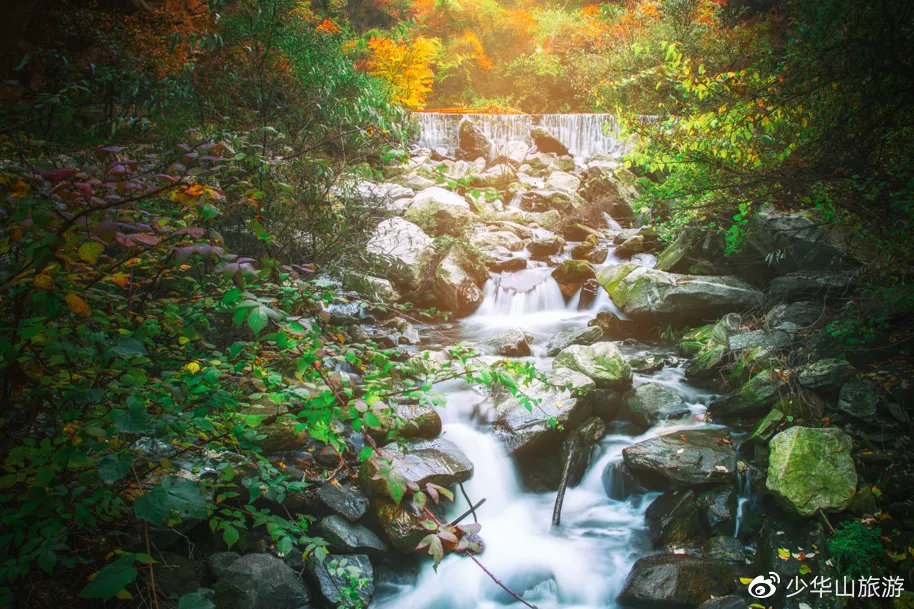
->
[65, 292, 91, 317]
[33, 273, 54, 291]
[185, 362, 201, 374]
[739, 577, 753, 585]
[777, 547, 791, 559]
[78, 241, 105, 265]
[800, 563, 812, 574]
[115, 589, 133, 600]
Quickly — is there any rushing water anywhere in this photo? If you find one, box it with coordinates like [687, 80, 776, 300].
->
[413, 113, 629, 160]
[375, 115, 734, 609]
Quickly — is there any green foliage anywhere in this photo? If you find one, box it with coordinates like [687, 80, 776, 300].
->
[828, 521, 885, 579]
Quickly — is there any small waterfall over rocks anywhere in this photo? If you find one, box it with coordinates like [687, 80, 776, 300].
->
[413, 113, 629, 160]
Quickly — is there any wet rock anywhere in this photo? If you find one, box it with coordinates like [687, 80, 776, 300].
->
[561, 417, 606, 487]
[727, 328, 794, 351]
[623, 429, 737, 490]
[154, 551, 200, 597]
[765, 301, 823, 328]
[552, 259, 596, 283]
[571, 241, 609, 264]
[646, 490, 702, 547]
[545, 170, 581, 193]
[545, 326, 604, 357]
[341, 272, 401, 304]
[617, 554, 734, 608]
[654, 229, 720, 275]
[578, 166, 639, 227]
[494, 368, 595, 459]
[433, 248, 485, 317]
[578, 278, 600, 309]
[208, 552, 240, 579]
[589, 311, 637, 341]
[405, 187, 472, 237]
[526, 235, 565, 257]
[373, 494, 449, 553]
[616, 235, 648, 259]
[316, 483, 369, 521]
[457, 119, 493, 162]
[307, 554, 373, 607]
[366, 217, 435, 294]
[629, 355, 665, 373]
[213, 553, 310, 609]
[703, 536, 746, 563]
[796, 358, 855, 390]
[768, 271, 856, 301]
[620, 382, 690, 430]
[710, 370, 781, 418]
[553, 341, 632, 390]
[496, 140, 529, 165]
[488, 256, 527, 272]
[696, 487, 737, 536]
[697, 595, 747, 609]
[361, 437, 473, 499]
[317, 515, 388, 556]
[766, 426, 857, 516]
[747, 408, 785, 444]
[530, 126, 570, 156]
[602, 461, 648, 500]
[486, 328, 533, 357]
[363, 401, 442, 443]
[469, 228, 524, 252]
[597, 264, 764, 325]
[838, 380, 879, 421]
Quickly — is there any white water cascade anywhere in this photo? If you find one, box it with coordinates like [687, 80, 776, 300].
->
[413, 113, 629, 160]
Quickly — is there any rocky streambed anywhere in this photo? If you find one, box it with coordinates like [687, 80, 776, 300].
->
[168, 116, 913, 609]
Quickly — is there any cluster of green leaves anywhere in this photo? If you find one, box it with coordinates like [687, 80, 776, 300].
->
[828, 521, 886, 580]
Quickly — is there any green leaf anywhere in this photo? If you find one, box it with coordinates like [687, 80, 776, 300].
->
[222, 525, 240, 549]
[134, 476, 207, 525]
[113, 403, 149, 433]
[80, 554, 137, 599]
[247, 306, 270, 334]
[110, 337, 148, 358]
[99, 454, 133, 484]
[78, 241, 105, 265]
[358, 446, 373, 461]
[177, 590, 216, 609]
[385, 469, 407, 506]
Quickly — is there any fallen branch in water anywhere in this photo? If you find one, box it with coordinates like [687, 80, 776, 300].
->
[552, 435, 578, 528]
[450, 498, 486, 527]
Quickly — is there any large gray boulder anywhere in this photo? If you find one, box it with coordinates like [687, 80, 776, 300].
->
[620, 383, 690, 430]
[709, 370, 782, 418]
[457, 119, 492, 162]
[530, 126, 570, 156]
[486, 328, 533, 356]
[361, 437, 473, 500]
[765, 426, 857, 516]
[545, 170, 581, 193]
[622, 428, 737, 490]
[405, 187, 472, 236]
[213, 553, 310, 609]
[366, 218, 435, 293]
[838, 380, 879, 421]
[493, 368, 595, 459]
[796, 358, 855, 390]
[433, 248, 486, 317]
[597, 264, 764, 325]
[316, 483, 369, 521]
[645, 490, 702, 547]
[545, 326, 604, 356]
[617, 554, 733, 608]
[552, 342, 632, 390]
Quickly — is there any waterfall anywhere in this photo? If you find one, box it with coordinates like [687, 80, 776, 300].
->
[413, 113, 629, 160]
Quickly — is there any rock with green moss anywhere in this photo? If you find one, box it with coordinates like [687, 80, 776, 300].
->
[685, 343, 728, 381]
[552, 259, 595, 283]
[748, 408, 785, 443]
[679, 324, 714, 356]
[621, 382, 690, 429]
[797, 358, 856, 390]
[765, 426, 857, 516]
[710, 369, 781, 418]
[597, 264, 764, 325]
[545, 325, 604, 356]
[553, 341, 632, 390]
[404, 187, 472, 236]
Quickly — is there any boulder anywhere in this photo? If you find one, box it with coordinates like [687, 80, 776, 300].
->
[702, 536, 746, 564]
[316, 483, 369, 522]
[316, 515, 388, 556]
[654, 229, 719, 275]
[622, 429, 737, 490]
[837, 381, 879, 421]
[545, 326, 604, 357]
[645, 490, 702, 547]
[433, 249, 485, 317]
[457, 119, 492, 162]
[629, 354, 665, 373]
[405, 187, 472, 236]
[470, 229, 524, 253]
[496, 140, 530, 165]
[768, 271, 856, 301]
[374, 496, 446, 553]
[617, 554, 734, 608]
[519, 189, 573, 213]
[696, 487, 737, 536]
[341, 273, 401, 304]
[366, 218, 434, 293]
[578, 166, 639, 227]
[765, 426, 857, 516]
[307, 554, 373, 607]
[796, 358, 855, 390]
[597, 264, 764, 325]
[486, 328, 533, 357]
[530, 126, 570, 156]
[493, 368, 595, 459]
[620, 383, 690, 430]
[552, 342, 632, 390]
[365, 402, 442, 442]
[551, 259, 596, 283]
[362, 437, 473, 499]
[602, 461, 648, 500]
[571, 242, 609, 264]
[207, 552, 240, 579]
[545, 170, 581, 193]
[526, 235, 565, 257]
[727, 328, 794, 352]
[765, 301, 823, 328]
[488, 256, 527, 273]
[709, 370, 781, 418]
[213, 553, 310, 609]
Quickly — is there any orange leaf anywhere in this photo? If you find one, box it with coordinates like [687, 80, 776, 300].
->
[33, 273, 54, 291]
[65, 293, 91, 317]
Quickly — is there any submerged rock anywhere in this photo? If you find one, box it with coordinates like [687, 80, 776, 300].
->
[597, 264, 764, 325]
[552, 341, 632, 390]
[765, 426, 857, 516]
[617, 554, 734, 608]
[623, 428, 737, 490]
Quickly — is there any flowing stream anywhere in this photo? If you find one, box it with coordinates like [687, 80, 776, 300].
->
[374, 116, 744, 609]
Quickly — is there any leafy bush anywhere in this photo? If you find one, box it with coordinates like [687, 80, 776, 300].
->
[828, 521, 885, 579]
